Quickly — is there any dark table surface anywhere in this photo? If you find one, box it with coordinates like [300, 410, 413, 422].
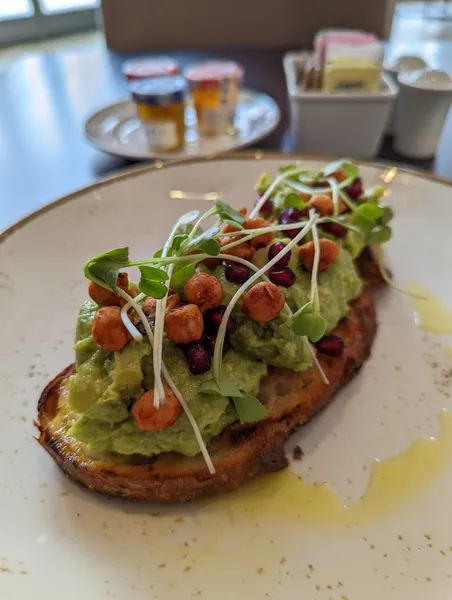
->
[1, 37, 452, 231]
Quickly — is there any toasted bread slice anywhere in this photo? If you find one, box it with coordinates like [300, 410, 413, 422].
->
[36, 249, 381, 504]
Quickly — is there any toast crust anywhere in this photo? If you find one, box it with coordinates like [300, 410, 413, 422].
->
[36, 284, 378, 503]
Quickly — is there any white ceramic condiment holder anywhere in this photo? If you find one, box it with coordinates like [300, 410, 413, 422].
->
[394, 68, 452, 159]
[383, 55, 428, 134]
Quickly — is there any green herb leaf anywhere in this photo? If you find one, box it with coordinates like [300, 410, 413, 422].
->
[352, 213, 375, 234]
[179, 210, 200, 225]
[138, 279, 167, 299]
[293, 301, 312, 318]
[170, 259, 198, 290]
[232, 394, 267, 423]
[154, 248, 163, 259]
[138, 265, 168, 283]
[222, 219, 244, 230]
[197, 379, 223, 395]
[198, 376, 243, 398]
[292, 313, 327, 342]
[254, 172, 272, 194]
[367, 226, 392, 244]
[355, 203, 383, 221]
[283, 192, 305, 210]
[195, 238, 221, 256]
[214, 199, 246, 225]
[84, 247, 130, 291]
[344, 229, 366, 259]
[380, 206, 394, 225]
[172, 234, 188, 252]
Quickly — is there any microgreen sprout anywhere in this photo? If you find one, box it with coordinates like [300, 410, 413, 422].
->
[291, 213, 327, 344]
[209, 212, 319, 386]
[250, 165, 304, 218]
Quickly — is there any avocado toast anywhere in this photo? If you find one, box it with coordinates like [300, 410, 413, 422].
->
[36, 160, 391, 503]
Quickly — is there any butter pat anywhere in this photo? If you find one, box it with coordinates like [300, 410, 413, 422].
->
[323, 60, 381, 93]
[322, 41, 383, 93]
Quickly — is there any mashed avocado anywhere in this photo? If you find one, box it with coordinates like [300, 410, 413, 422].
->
[68, 323, 267, 456]
[212, 248, 361, 371]
[68, 246, 361, 458]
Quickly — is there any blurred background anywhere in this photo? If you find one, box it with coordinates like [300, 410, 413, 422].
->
[2, 0, 452, 228]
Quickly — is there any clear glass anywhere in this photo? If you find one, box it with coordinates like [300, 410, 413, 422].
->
[39, 0, 98, 14]
[0, 0, 34, 20]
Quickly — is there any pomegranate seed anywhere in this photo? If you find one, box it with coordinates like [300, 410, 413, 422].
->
[345, 177, 363, 200]
[278, 208, 304, 239]
[269, 267, 296, 288]
[268, 241, 290, 269]
[204, 333, 230, 356]
[225, 263, 250, 284]
[187, 343, 211, 375]
[315, 335, 345, 357]
[256, 195, 273, 214]
[321, 222, 348, 239]
[204, 305, 237, 334]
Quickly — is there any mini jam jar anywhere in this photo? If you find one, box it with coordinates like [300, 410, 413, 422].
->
[184, 61, 244, 136]
[122, 57, 180, 82]
[131, 76, 187, 152]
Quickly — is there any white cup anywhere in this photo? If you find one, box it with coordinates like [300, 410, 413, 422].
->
[383, 55, 428, 135]
[394, 69, 452, 159]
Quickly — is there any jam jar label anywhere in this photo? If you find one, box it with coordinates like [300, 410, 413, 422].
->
[143, 121, 178, 150]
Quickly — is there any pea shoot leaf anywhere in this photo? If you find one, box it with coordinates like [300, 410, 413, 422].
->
[380, 206, 394, 225]
[84, 247, 130, 291]
[292, 312, 327, 342]
[195, 238, 221, 256]
[214, 199, 245, 225]
[222, 219, 244, 230]
[355, 203, 383, 221]
[283, 192, 305, 210]
[198, 376, 243, 398]
[172, 234, 188, 252]
[170, 259, 198, 290]
[138, 265, 168, 283]
[352, 213, 375, 234]
[367, 226, 392, 244]
[232, 394, 267, 423]
[178, 210, 200, 225]
[138, 280, 167, 299]
[138, 266, 168, 298]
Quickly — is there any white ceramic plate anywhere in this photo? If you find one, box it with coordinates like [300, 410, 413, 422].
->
[2, 155, 452, 600]
[84, 90, 280, 160]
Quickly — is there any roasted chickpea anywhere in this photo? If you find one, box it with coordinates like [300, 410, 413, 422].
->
[88, 272, 131, 307]
[166, 289, 181, 312]
[132, 386, 181, 432]
[164, 304, 204, 344]
[142, 289, 180, 319]
[219, 237, 255, 261]
[298, 238, 340, 272]
[331, 167, 347, 183]
[244, 216, 274, 249]
[221, 222, 239, 234]
[306, 194, 347, 217]
[142, 297, 157, 318]
[241, 282, 285, 323]
[91, 306, 132, 352]
[184, 273, 223, 313]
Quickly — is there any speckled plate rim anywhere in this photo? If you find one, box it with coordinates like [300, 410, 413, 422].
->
[2, 151, 451, 245]
[83, 90, 281, 160]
